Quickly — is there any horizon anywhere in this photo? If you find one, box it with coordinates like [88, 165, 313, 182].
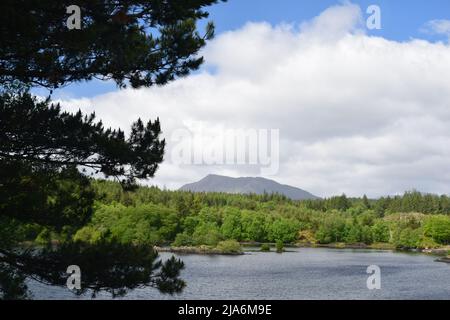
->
[142, 173, 449, 200]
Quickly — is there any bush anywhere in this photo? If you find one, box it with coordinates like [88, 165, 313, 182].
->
[192, 222, 222, 246]
[260, 244, 271, 252]
[73, 226, 103, 244]
[85, 203, 179, 245]
[424, 215, 450, 244]
[371, 221, 390, 243]
[216, 240, 242, 254]
[344, 225, 361, 243]
[418, 236, 440, 249]
[395, 228, 422, 248]
[172, 232, 194, 247]
[35, 228, 52, 245]
[220, 208, 242, 240]
[297, 230, 317, 244]
[267, 218, 299, 243]
[315, 214, 347, 244]
[240, 210, 267, 242]
[276, 240, 284, 253]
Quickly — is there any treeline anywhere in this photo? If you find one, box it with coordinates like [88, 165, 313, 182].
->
[5, 180, 450, 250]
[302, 192, 450, 216]
[92, 181, 450, 216]
[66, 181, 450, 250]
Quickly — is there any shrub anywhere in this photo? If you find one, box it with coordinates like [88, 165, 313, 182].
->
[394, 227, 422, 248]
[260, 244, 271, 252]
[276, 240, 284, 253]
[216, 240, 242, 254]
[192, 222, 222, 246]
[371, 221, 390, 243]
[418, 236, 440, 249]
[424, 215, 450, 244]
[220, 208, 242, 240]
[35, 228, 52, 245]
[172, 232, 194, 247]
[73, 226, 103, 244]
[297, 230, 317, 244]
[267, 218, 299, 243]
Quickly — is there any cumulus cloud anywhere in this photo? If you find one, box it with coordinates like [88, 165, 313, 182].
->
[60, 3, 450, 197]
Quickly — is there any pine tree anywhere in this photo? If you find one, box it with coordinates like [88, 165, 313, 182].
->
[0, 0, 224, 299]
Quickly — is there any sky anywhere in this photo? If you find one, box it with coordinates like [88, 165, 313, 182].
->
[45, 1, 450, 197]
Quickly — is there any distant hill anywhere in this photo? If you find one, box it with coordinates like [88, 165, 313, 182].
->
[179, 174, 319, 200]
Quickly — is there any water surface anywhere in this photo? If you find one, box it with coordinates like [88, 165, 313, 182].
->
[30, 248, 450, 300]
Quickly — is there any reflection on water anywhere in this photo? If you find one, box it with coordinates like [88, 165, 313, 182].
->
[29, 248, 450, 300]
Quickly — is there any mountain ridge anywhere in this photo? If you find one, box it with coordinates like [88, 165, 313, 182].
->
[179, 174, 319, 200]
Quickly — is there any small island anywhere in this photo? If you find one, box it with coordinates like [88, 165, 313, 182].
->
[155, 240, 243, 256]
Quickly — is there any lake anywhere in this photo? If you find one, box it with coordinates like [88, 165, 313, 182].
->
[29, 248, 450, 300]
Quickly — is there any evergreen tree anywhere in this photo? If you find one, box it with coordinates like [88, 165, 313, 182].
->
[0, 0, 224, 299]
[0, 0, 222, 89]
[362, 194, 371, 209]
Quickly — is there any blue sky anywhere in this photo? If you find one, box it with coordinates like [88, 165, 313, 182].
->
[208, 0, 450, 40]
[36, 0, 450, 100]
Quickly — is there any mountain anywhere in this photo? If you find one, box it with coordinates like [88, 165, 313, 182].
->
[179, 174, 319, 200]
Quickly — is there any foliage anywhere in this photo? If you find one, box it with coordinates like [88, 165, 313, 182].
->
[220, 208, 243, 240]
[215, 240, 242, 254]
[371, 221, 390, 243]
[0, 0, 224, 299]
[0, 240, 185, 298]
[0, 264, 29, 300]
[0, 0, 224, 89]
[423, 215, 450, 244]
[192, 221, 222, 246]
[172, 232, 195, 247]
[275, 240, 284, 253]
[83, 181, 450, 251]
[267, 218, 299, 243]
[74, 203, 180, 245]
[1, 92, 165, 187]
[298, 230, 317, 244]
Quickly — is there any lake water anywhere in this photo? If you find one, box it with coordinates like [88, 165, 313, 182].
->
[29, 248, 450, 300]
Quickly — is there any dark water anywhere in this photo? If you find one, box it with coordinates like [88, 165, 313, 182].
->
[29, 248, 450, 300]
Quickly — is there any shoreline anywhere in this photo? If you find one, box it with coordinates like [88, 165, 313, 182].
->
[296, 242, 450, 255]
[436, 257, 450, 263]
[155, 242, 450, 260]
[20, 241, 450, 262]
[154, 245, 244, 256]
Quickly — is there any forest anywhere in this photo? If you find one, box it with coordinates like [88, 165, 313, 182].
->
[7, 179, 450, 252]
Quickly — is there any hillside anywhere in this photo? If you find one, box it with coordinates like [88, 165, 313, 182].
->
[179, 174, 319, 200]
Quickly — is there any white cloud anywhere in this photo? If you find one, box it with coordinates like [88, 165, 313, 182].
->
[60, 3, 450, 197]
[422, 19, 450, 40]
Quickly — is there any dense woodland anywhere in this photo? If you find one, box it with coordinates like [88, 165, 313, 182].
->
[7, 180, 450, 251]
